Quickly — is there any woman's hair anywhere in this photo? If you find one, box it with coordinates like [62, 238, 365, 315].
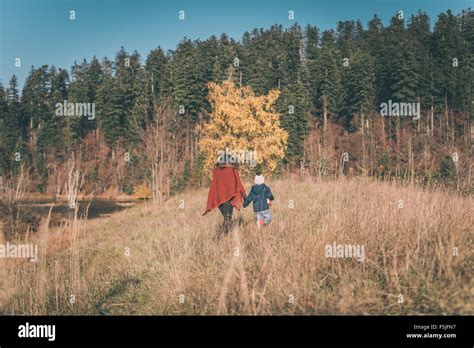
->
[216, 162, 237, 169]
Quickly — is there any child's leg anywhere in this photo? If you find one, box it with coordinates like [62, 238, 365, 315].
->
[262, 210, 272, 225]
[255, 211, 265, 228]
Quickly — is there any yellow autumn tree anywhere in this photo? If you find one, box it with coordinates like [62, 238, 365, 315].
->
[133, 182, 151, 200]
[199, 80, 288, 177]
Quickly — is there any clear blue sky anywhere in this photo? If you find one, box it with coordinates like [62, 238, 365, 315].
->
[0, 0, 471, 90]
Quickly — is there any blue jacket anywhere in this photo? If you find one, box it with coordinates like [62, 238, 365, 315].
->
[243, 184, 274, 213]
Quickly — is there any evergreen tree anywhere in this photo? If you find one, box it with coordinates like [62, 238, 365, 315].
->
[116, 48, 142, 140]
[129, 67, 150, 144]
[387, 14, 418, 103]
[96, 58, 124, 146]
[63, 56, 102, 144]
[145, 47, 167, 100]
[457, 9, 474, 118]
[407, 12, 434, 110]
[3, 76, 21, 159]
[277, 65, 310, 162]
[344, 50, 375, 130]
[0, 83, 11, 174]
[168, 39, 207, 125]
[24, 66, 51, 128]
[47, 66, 69, 148]
[432, 10, 463, 109]
[365, 15, 388, 105]
[312, 30, 344, 126]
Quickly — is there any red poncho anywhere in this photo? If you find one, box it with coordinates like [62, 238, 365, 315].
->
[203, 166, 247, 215]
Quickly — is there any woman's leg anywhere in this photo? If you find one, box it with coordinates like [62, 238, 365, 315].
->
[218, 200, 233, 233]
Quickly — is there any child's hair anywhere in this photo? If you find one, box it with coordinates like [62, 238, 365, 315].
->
[256, 171, 262, 176]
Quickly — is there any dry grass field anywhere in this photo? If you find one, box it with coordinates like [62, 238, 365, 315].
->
[1, 177, 472, 315]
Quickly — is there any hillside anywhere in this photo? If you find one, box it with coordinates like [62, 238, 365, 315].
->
[1, 9, 473, 198]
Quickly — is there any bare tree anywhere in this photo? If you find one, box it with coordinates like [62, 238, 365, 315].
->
[65, 152, 86, 210]
[132, 98, 175, 204]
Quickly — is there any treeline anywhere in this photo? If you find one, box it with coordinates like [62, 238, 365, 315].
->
[0, 9, 473, 197]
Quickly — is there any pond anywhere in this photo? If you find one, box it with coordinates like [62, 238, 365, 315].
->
[18, 199, 139, 225]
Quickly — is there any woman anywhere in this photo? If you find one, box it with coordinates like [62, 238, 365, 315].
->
[203, 163, 247, 234]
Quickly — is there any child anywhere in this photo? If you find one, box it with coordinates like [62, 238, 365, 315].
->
[243, 173, 274, 227]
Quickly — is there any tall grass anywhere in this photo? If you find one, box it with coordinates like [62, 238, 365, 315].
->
[1, 177, 472, 315]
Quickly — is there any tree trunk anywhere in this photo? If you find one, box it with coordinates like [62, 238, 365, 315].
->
[430, 102, 434, 137]
[445, 94, 449, 142]
[408, 135, 414, 185]
[361, 111, 367, 175]
[323, 94, 328, 143]
[381, 114, 386, 147]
